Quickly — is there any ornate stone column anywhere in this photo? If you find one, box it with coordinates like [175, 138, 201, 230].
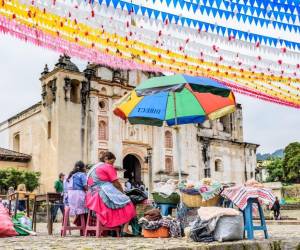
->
[88, 90, 98, 164]
[80, 81, 89, 111]
[50, 79, 57, 102]
[41, 85, 47, 106]
[63, 77, 71, 101]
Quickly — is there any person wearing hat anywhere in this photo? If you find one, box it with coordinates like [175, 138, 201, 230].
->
[51, 173, 65, 222]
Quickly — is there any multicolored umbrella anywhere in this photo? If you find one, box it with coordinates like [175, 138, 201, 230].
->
[113, 74, 236, 127]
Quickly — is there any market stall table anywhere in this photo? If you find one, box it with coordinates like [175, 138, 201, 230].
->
[221, 185, 275, 240]
[32, 192, 62, 235]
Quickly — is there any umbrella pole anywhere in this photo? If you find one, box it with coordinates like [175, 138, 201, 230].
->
[172, 92, 182, 184]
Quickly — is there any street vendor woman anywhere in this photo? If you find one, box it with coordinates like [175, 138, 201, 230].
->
[86, 151, 136, 235]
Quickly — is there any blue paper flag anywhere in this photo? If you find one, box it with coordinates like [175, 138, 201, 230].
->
[161, 12, 167, 21]
[174, 15, 179, 24]
[168, 13, 174, 23]
[146, 8, 153, 17]
[111, 0, 118, 8]
[173, 0, 178, 7]
[225, 11, 230, 20]
[192, 4, 198, 13]
[179, 0, 185, 9]
[153, 10, 160, 19]
[186, 2, 192, 11]
[140, 6, 146, 15]
[132, 4, 139, 13]
[125, 2, 132, 12]
[216, 0, 221, 8]
[186, 18, 192, 26]
[200, 6, 205, 14]
[212, 8, 217, 17]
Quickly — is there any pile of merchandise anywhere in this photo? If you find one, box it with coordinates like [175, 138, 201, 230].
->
[187, 207, 244, 242]
[179, 178, 222, 208]
[180, 178, 222, 201]
[152, 179, 180, 205]
[221, 179, 275, 210]
[138, 208, 181, 238]
[0, 202, 35, 237]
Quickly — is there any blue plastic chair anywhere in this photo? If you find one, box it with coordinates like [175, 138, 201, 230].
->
[156, 203, 177, 216]
[242, 198, 268, 240]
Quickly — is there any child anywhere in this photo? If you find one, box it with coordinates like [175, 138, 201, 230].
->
[16, 184, 27, 212]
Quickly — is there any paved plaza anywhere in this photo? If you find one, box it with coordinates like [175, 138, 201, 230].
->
[0, 223, 300, 250]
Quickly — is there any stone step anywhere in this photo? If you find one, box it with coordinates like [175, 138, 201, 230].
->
[254, 220, 300, 225]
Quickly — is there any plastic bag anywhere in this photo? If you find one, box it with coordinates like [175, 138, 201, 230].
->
[213, 214, 244, 242]
[13, 212, 33, 236]
[189, 218, 214, 242]
[0, 203, 18, 237]
[19, 216, 32, 229]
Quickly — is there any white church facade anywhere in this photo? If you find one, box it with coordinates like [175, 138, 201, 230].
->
[0, 55, 258, 192]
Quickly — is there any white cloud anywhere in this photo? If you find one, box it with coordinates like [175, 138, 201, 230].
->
[0, 34, 299, 153]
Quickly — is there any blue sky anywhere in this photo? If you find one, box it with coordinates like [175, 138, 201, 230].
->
[0, 34, 299, 153]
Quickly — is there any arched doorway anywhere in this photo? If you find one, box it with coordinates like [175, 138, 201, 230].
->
[123, 154, 141, 183]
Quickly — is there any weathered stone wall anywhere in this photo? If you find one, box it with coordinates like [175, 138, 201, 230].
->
[6, 106, 53, 192]
[263, 182, 283, 200]
[282, 184, 300, 199]
[0, 161, 28, 169]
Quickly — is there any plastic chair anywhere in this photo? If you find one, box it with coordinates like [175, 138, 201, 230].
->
[84, 209, 120, 237]
[61, 206, 86, 237]
[243, 198, 268, 240]
[156, 203, 177, 216]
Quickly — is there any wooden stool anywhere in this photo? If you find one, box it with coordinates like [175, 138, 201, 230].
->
[84, 209, 120, 237]
[61, 206, 85, 237]
[243, 198, 268, 240]
[157, 203, 177, 216]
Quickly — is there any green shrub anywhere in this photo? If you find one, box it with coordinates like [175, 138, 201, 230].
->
[0, 168, 40, 194]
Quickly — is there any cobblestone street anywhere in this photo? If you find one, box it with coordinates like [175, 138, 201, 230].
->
[0, 224, 300, 250]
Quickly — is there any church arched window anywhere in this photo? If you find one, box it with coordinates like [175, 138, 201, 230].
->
[70, 80, 81, 104]
[165, 131, 173, 148]
[13, 133, 20, 152]
[99, 100, 108, 111]
[165, 156, 173, 173]
[98, 121, 108, 140]
[214, 159, 223, 172]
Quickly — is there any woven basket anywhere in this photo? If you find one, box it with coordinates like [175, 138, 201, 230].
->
[152, 192, 180, 204]
[143, 227, 169, 238]
[181, 192, 220, 208]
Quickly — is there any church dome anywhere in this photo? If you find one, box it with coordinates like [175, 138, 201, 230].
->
[55, 54, 80, 72]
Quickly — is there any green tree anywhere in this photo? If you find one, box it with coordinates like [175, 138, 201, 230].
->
[266, 158, 284, 182]
[0, 168, 41, 194]
[5, 168, 25, 190]
[283, 142, 300, 183]
[23, 171, 41, 192]
[0, 169, 8, 193]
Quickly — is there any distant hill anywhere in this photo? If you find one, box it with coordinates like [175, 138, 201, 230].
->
[257, 149, 284, 161]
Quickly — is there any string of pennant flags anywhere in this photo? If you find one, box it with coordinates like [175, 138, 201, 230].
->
[157, 0, 300, 23]
[95, 0, 300, 50]
[0, 0, 299, 108]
